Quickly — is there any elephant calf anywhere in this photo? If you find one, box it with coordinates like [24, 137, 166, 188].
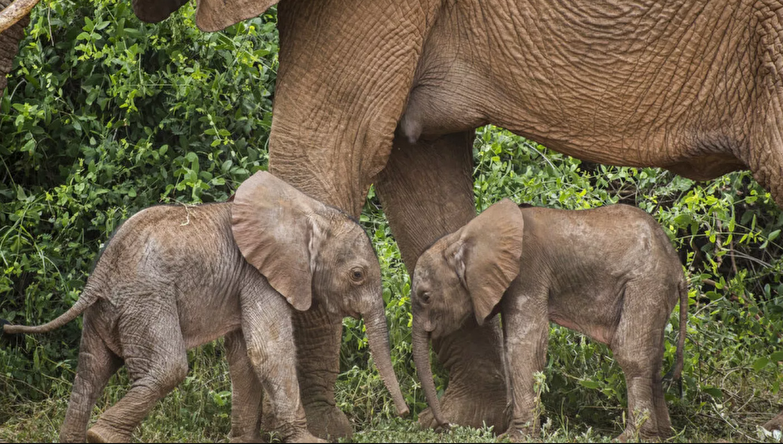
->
[2, 171, 408, 443]
[411, 199, 687, 441]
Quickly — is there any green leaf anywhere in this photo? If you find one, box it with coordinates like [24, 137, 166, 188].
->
[753, 357, 771, 371]
[579, 380, 601, 389]
[21, 139, 36, 153]
[702, 386, 723, 400]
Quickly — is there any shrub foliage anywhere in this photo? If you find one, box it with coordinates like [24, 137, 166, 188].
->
[1, 0, 783, 441]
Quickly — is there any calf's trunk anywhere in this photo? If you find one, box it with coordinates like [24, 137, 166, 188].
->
[363, 306, 409, 417]
[412, 321, 448, 427]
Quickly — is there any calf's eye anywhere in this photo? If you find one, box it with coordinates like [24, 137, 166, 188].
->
[350, 267, 365, 283]
[421, 292, 431, 304]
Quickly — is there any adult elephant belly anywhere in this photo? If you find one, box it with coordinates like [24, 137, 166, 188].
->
[399, 0, 759, 189]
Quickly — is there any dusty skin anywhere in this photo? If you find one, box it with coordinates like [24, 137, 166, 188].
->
[4, 0, 783, 434]
[411, 199, 688, 442]
[2, 172, 408, 443]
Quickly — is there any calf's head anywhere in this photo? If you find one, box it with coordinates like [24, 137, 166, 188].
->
[231, 171, 408, 417]
[410, 198, 525, 427]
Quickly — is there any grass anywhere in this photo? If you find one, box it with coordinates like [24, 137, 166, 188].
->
[1, 319, 782, 444]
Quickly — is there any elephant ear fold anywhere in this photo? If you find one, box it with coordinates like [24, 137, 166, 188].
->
[231, 171, 326, 311]
[195, 0, 280, 32]
[444, 199, 525, 325]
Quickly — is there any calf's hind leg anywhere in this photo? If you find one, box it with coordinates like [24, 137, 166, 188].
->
[652, 332, 674, 439]
[612, 282, 672, 441]
[59, 318, 122, 443]
[87, 299, 188, 443]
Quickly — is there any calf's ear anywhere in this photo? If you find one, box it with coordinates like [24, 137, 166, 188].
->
[444, 199, 525, 325]
[231, 171, 327, 311]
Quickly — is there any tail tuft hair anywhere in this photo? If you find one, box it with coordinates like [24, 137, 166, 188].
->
[0, 319, 10, 335]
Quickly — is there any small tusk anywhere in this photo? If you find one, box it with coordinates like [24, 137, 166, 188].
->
[0, 0, 40, 34]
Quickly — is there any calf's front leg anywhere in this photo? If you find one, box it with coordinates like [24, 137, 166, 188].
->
[240, 277, 324, 443]
[225, 331, 264, 443]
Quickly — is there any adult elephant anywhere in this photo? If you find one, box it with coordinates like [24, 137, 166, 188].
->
[3, 0, 783, 436]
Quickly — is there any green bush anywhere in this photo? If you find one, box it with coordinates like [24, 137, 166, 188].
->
[1, 0, 276, 410]
[2, 0, 783, 441]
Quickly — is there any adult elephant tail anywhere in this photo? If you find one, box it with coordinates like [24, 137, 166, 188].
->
[0, 0, 35, 33]
[2, 291, 98, 335]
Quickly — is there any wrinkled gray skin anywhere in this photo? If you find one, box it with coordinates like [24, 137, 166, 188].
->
[411, 200, 688, 442]
[2, 172, 408, 443]
[5, 0, 783, 434]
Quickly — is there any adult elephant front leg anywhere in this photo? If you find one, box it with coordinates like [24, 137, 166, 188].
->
[266, 1, 437, 438]
[261, 307, 350, 440]
[376, 131, 509, 432]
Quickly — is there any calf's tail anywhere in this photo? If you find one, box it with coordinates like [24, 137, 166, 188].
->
[672, 280, 688, 382]
[663, 280, 688, 397]
[2, 292, 97, 335]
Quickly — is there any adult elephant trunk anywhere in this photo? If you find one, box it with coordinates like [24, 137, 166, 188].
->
[412, 319, 448, 428]
[363, 301, 409, 418]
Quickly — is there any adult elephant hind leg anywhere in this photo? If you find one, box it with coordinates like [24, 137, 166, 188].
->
[755, 98, 783, 429]
[225, 331, 264, 443]
[376, 131, 509, 432]
[59, 319, 122, 443]
[87, 302, 188, 443]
